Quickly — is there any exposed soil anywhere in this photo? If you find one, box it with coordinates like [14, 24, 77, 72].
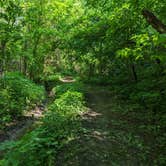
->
[59, 76, 76, 83]
[56, 86, 162, 166]
[0, 106, 45, 143]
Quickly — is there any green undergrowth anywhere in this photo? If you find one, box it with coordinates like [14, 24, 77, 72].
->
[0, 72, 45, 130]
[42, 73, 62, 91]
[108, 97, 166, 164]
[52, 81, 84, 98]
[110, 76, 166, 122]
[0, 82, 87, 166]
[83, 76, 112, 86]
[108, 78, 166, 164]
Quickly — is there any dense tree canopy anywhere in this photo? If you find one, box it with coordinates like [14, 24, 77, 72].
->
[1, 0, 166, 79]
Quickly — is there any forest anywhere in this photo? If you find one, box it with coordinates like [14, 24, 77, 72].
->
[0, 0, 166, 165]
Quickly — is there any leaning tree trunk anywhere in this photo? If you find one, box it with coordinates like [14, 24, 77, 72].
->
[142, 9, 166, 66]
[142, 9, 166, 34]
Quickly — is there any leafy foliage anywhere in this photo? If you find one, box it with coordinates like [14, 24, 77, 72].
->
[0, 84, 86, 166]
[0, 72, 45, 129]
[52, 82, 84, 97]
[49, 91, 85, 115]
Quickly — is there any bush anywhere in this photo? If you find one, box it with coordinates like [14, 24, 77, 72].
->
[49, 91, 85, 115]
[83, 76, 112, 85]
[112, 76, 166, 115]
[42, 74, 61, 91]
[0, 72, 45, 129]
[52, 82, 84, 97]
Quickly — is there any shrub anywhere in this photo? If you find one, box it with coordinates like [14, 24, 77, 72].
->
[83, 76, 112, 85]
[52, 82, 84, 97]
[49, 91, 85, 115]
[0, 72, 45, 129]
[42, 74, 61, 91]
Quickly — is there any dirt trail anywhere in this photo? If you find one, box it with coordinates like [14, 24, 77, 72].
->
[0, 106, 45, 143]
[57, 86, 155, 166]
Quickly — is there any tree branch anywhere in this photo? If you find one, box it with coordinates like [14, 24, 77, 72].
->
[142, 9, 166, 34]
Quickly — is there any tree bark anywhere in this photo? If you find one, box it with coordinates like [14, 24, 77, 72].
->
[142, 9, 166, 66]
[1, 41, 7, 73]
[131, 63, 138, 82]
[29, 34, 41, 80]
[142, 9, 166, 34]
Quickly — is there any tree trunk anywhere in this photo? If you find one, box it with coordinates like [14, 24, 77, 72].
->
[1, 41, 7, 73]
[22, 40, 28, 75]
[88, 63, 94, 80]
[142, 9, 166, 66]
[131, 63, 138, 82]
[142, 9, 166, 34]
[30, 35, 41, 80]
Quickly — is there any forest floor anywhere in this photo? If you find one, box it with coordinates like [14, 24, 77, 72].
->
[57, 86, 157, 166]
[0, 106, 44, 143]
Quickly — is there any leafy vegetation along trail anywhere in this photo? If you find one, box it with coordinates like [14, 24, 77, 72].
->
[57, 86, 157, 166]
